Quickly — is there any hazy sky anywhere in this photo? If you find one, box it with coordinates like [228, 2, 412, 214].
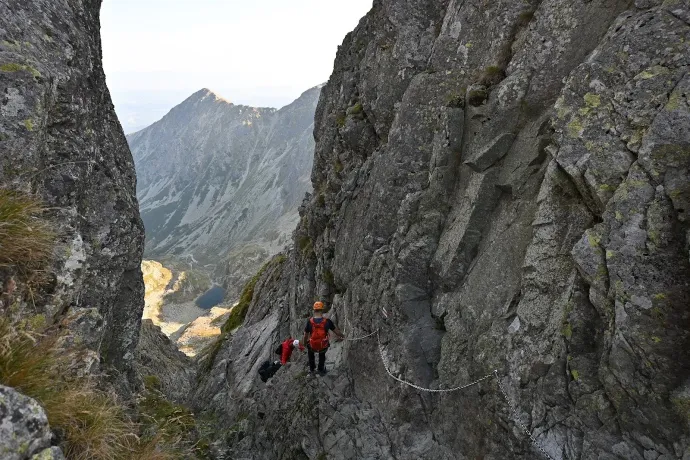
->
[101, 0, 372, 133]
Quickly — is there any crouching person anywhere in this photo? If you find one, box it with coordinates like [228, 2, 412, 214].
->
[279, 337, 304, 365]
[258, 337, 303, 383]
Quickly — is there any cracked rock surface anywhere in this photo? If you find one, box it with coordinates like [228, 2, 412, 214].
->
[0, 385, 64, 460]
[0, 0, 145, 391]
[195, 1, 690, 459]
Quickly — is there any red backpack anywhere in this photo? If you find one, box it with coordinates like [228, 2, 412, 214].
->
[309, 318, 330, 352]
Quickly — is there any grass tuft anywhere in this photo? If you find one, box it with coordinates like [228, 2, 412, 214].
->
[477, 65, 506, 87]
[298, 235, 313, 255]
[0, 189, 55, 270]
[347, 102, 363, 116]
[517, 10, 535, 27]
[322, 269, 334, 286]
[0, 318, 202, 459]
[136, 387, 204, 458]
[0, 318, 135, 459]
[143, 374, 162, 390]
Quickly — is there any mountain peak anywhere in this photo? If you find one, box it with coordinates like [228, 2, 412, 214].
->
[189, 88, 231, 104]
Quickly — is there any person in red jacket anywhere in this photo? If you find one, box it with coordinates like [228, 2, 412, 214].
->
[280, 337, 304, 365]
[259, 337, 305, 383]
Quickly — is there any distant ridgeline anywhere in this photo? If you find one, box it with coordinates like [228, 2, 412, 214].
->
[128, 86, 321, 299]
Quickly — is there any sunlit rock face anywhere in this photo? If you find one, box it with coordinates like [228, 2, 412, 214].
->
[194, 1, 690, 459]
[175, 306, 232, 357]
[142, 259, 174, 323]
[141, 259, 231, 356]
[129, 86, 321, 299]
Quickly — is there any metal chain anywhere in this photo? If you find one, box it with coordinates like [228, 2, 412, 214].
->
[494, 370, 556, 460]
[344, 328, 379, 341]
[343, 329, 556, 459]
[376, 331, 495, 392]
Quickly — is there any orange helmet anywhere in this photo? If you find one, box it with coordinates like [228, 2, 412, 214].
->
[313, 301, 325, 311]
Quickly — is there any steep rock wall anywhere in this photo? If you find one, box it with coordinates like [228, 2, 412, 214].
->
[0, 0, 145, 388]
[196, 1, 690, 459]
[136, 319, 195, 403]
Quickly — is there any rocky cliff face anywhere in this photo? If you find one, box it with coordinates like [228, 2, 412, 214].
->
[128, 87, 320, 294]
[135, 319, 195, 404]
[0, 0, 144, 388]
[196, 1, 690, 459]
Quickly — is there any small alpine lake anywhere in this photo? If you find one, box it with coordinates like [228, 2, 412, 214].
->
[195, 285, 226, 309]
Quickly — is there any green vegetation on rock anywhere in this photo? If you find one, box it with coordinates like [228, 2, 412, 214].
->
[199, 254, 287, 373]
[322, 269, 335, 286]
[298, 235, 314, 255]
[0, 190, 54, 292]
[221, 254, 285, 334]
[478, 65, 505, 86]
[138, 378, 209, 458]
[0, 62, 41, 77]
[583, 93, 601, 107]
[347, 102, 363, 116]
[0, 318, 200, 459]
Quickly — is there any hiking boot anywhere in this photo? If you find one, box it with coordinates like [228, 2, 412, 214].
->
[317, 369, 328, 376]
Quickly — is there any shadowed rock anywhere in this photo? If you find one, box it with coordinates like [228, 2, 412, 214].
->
[464, 133, 516, 172]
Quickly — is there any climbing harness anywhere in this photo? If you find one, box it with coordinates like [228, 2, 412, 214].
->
[337, 327, 556, 460]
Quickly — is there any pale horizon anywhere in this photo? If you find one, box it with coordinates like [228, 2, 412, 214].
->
[101, 0, 373, 133]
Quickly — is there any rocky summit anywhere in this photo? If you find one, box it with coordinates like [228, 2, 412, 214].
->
[129, 86, 320, 297]
[1, 0, 690, 460]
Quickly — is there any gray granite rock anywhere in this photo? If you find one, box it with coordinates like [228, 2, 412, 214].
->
[0, 0, 145, 390]
[0, 385, 61, 460]
[135, 319, 195, 403]
[194, 1, 690, 459]
[4, 0, 690, 459]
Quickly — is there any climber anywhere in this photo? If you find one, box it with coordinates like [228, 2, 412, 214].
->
[277, 337, 304, 365]
[258, 337, 304, 383]
[302, 301, 345, 375]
